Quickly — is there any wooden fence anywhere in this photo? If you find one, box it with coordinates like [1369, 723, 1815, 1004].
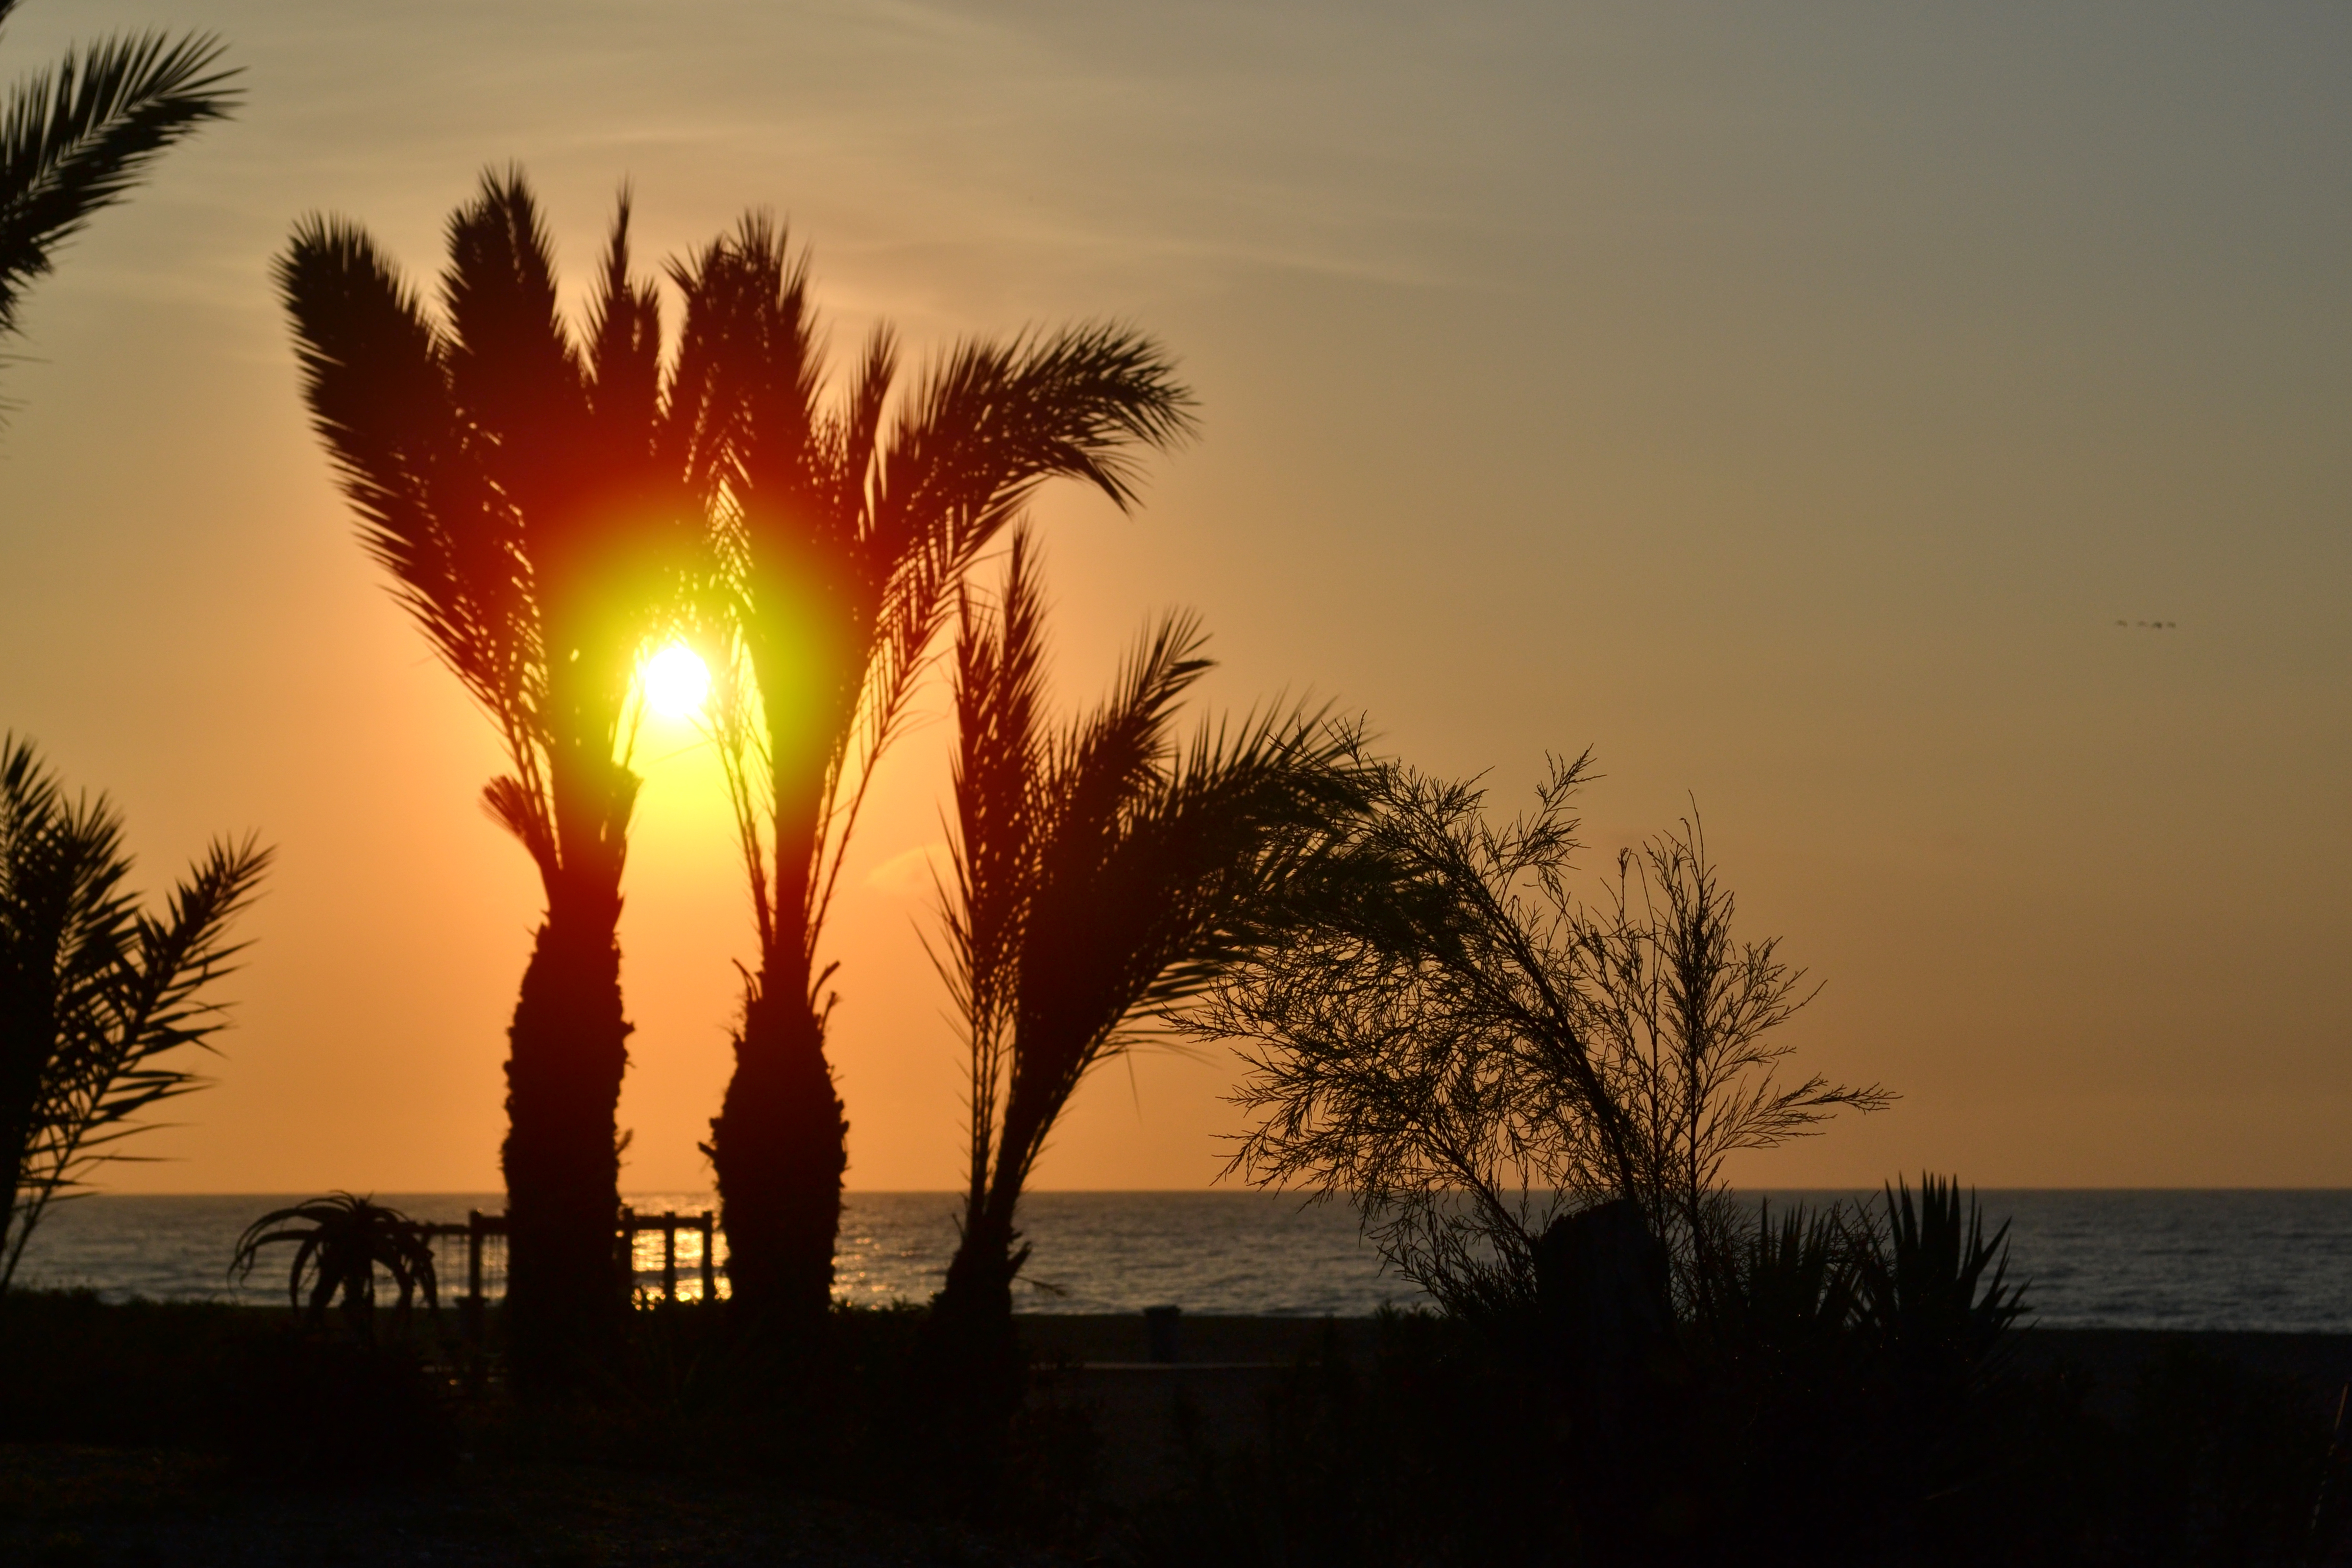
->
[416, 1208, 720, 1344]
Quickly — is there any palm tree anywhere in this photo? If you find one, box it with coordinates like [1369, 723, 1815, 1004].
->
[932, 533, 1355, 1330]
[276, 171, 734, 1391]
[0, 734, 270, 1293]
[0, 3, 237, 369]
[681, 224, 1195, 1326]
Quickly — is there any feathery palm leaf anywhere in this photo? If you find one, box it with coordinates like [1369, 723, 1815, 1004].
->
[0, 20, 239, 340]
[0, 734, 269, 1292]
[279, 173, 717, 896]
[935, 537, 1356, 1311]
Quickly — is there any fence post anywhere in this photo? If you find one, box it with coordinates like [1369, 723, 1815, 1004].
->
[462, 1209, 486, 1347]
[661, 1213, 678, 1302]
[700, 1211, 717, 1302]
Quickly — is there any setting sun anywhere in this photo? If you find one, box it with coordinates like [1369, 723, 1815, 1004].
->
[641, 642, 711, 720]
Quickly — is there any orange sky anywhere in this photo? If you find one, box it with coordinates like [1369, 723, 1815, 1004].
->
[0, 1, 2346, 1194]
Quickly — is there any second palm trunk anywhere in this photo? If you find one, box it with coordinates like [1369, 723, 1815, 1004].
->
[707, 976, 846, 1326]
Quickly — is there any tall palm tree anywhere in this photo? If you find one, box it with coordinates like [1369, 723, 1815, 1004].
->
[0, 3, 237, 363]
[683, 225, 1195, 1326]
[1, 734, 269, 1293]
[933, 532, 1355, 1328]
[276, 172, 731, 1391]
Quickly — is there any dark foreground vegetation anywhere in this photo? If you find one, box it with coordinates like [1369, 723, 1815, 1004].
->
[5, 1277, 2349, 1567]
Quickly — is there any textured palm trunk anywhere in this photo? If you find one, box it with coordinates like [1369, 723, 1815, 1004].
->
[938, 1097, 1047, 1327]
[500, 890, 631, 1395]
[936, 1198, 1023, 1325]
[708, 709, 851, 1332]
[708, 970, 846, 1329]
[922, 1181, 1027, 1503]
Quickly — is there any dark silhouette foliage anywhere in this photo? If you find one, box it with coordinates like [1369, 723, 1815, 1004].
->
[1195, 753, 1885, 1314]
[1120, 1197, 2348, 1567]
[677, 220, 1196, 1328]
[910, 537, 1357, 1498]
[933, 533, 1357, 1333]
[230, 1191, 440, 1339]
[0, 2, 238, 360]
[0, 734, 269, 1292]
[1851, 1173, 2028, 1400]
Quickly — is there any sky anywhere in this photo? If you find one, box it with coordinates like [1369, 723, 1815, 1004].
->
[0, 0, 2345, 1194]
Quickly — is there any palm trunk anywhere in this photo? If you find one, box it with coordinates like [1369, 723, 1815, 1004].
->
[708, 717, 851, 1332]
[923, 1175, 1028, 1504]
[708, 970, 846, 1328]
[500, 889, 631, 1396]
[937, 1200, 1024, 1324]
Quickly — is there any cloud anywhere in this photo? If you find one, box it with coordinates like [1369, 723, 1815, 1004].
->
[864, 842, 946, 898]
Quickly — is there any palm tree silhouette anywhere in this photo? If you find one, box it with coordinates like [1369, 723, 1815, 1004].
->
[932, 532, 1354, 1330]
[679, 224, 1194, 1326]
[0, 735, 269, 1293]
[0, 3, 237, 373]
[276, 172, 732, 1391]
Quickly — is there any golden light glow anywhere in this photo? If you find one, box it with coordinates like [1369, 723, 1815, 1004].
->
[642, 642, 712, 720]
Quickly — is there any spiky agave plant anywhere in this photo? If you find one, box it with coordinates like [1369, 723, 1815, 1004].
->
[1852, 1174, 2027, 1396]
[0, 736, 269, 1292]
[277, 171, 738, 1392]
[679, 223, 1195, 1327]
[932, 531, 1357, 1330]
[230, 1192, 438, 1338]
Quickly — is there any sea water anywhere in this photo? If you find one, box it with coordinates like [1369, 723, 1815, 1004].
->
[13, 1189, 2352, 1332]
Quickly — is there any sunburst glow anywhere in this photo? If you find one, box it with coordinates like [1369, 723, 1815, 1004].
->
[642, 642, 712, 720]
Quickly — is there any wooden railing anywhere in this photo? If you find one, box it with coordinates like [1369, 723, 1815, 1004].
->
[416, 1208, 720, 1344]
[619, 1206, 721, 1304]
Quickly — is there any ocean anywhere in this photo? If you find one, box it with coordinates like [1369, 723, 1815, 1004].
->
[14, 1190, 2352, 1333]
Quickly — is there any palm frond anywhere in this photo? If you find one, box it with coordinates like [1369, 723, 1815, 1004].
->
[2, 740, 268, 1293]
[584, 190, 662, 462]
[938, 533, 1052, 1226]
[799, 323, 1194, 921]
[939, 549, 1357, 1271]
[719, 215, 823, 523]
[16, 834, 270, 1215]
[276, 217, 541, 739]
[870, 323, 1196, 567]
[1000, 698, 1351, 1191]
[440, 169, 586, 465]
[0, 30, 239, 336]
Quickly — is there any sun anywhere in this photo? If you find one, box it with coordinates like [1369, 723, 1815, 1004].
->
[641, 642, 712, 720]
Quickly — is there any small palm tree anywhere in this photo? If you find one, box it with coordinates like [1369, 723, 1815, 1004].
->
[677, 223, 1195, 1326]
[277, 172, 736, 1392]
[0, 3, 238, 378]
[231, 1192, 439, 1339]
[0, 735, 270, 1293]
[932, 532, 1356, 1328]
